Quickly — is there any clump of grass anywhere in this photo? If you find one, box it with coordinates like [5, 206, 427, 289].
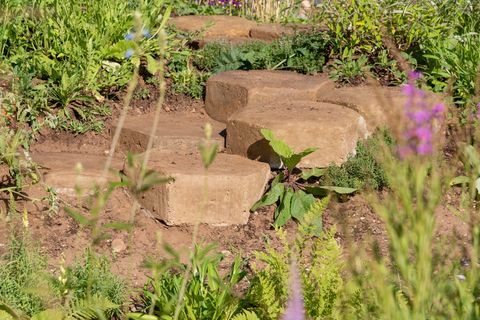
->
[0, 233, 127, 317]
[54, 249, 128, 314]
[0, 234, 47, 316]
[322, 129, 393, 190]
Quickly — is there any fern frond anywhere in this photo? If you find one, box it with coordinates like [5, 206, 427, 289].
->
[232, 310, 260, 320]
[68, 295, 118, 320]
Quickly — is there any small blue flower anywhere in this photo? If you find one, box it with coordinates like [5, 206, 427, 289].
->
[125, 48, 134, 59]
[124, 32, 134, 40]
[142, 28, 151, 38]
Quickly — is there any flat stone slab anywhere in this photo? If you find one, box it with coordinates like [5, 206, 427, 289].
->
[133, 151, 270, 226]
[169, 15, 256, 38]
[316, 85, 445, 132]
[117, 113, 225, 153]
[249, 23, 296, 41]
[205, 70, 335, 122]
[226, 101, 369, 168]
[33, 153, 123, 197]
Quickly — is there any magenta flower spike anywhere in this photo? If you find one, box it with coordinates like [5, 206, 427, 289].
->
[398, 71, 445, 158]
[282, 260, 305, 320]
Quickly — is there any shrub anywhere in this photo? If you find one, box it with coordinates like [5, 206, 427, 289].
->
[0, 235, 46, 316]
[323, 129, 393, 190]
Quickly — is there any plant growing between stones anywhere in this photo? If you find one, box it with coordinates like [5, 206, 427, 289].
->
[251, 129, 355, 228]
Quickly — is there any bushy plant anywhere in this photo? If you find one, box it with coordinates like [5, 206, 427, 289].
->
[244, 198, 343, 319]
[196, 31, 331, 75]
[252, 129, 355, 228]
[130, 244, 247, 320]
[0, 235, 46, 317]
[323, 129, 393, 190]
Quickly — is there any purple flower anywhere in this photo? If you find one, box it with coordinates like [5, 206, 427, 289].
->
[399, 71, 445, 158]
[283, 260, 305, 320]
[125, 48, 134, 59]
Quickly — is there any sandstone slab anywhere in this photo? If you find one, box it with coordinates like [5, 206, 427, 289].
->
[134, 151, 270, 226]
[205, 70, 335, 122]
[169, 15, 256, 38]
[226, 101, 369, 168]
[33, 153, 123, 197]
[316, 85, 446, 132]
[249, 23, 295, 41]
[117, 113, 225, 153]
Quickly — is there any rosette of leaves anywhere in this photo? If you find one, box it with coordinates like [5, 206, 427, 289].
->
[251, 129, 356, 228]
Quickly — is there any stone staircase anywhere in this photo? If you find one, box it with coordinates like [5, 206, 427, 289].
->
[31, 16, 444, 226]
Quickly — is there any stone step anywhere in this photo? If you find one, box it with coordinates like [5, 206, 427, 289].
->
[206, 70, 334, 122]
[32, 153, 123, 197]
[316, 85, 446, 131]
[131, 151, 270, 226]
[116, 112, 225, 154]
[169, 15, 256, 39]
[226, 101, 369, 168]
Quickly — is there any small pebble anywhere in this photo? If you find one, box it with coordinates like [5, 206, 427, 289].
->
[111, 238, 127, 253]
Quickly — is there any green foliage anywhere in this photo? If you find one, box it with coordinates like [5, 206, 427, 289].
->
[196, 31, 331, 75]
[450, 145, 480, 198]
[53, 250, 127, 317]
[252, 129, 355, 227]
[329, 52, 370, 85]
[0, 235, 46, 316]
[0, 0, 171, 133]
[243, 205, 343, 319]
[323, 130, 393, 190]
[132, 244, 247, 320]
[0, 234, 127, 319]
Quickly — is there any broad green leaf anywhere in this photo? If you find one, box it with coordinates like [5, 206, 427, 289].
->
[260, 129, 293, 158]
[283, 147, 317, 173]
[274, 188, 293, 227]
[251, 182, 285, 211]
[450, 175, 470, 186]
[301, 167, 325, 180]
[290, 190, 315, 221]
[319, 186, 357, 194]
[304, 185, 328, 197]
[146, 55, 160, 75]
[271, 172, 284, 187]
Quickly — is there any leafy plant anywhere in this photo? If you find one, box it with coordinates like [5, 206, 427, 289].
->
[450, 145, 480, 197]
[196, 31, 331, 75]
[323, 129, 393, 190]
[329, 51, 370, 85]
[251, 129, 355, 227]
[243, 200, 343, 319]
[130, 244, 247, 320]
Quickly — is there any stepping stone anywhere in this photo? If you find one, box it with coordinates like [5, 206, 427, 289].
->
[195, 36, 257, 49]
[33, 153, 123, 197]
[132, 151, 270, 226]
[205, 70, 335, 122]
[226, 101, 369, 168]
[316, 86, 446, 132]
[169, 15, 256, 38]
[249, 23, 296, 41]
[117, 113, 225, 153]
